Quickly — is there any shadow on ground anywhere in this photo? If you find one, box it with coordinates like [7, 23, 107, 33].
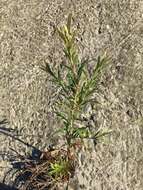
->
[0, 119, 37, 150]
[0, 119, 43, 189]
[0, 183, 18, 190]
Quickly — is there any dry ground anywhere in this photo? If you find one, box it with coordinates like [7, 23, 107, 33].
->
[0, 0, 143, 189]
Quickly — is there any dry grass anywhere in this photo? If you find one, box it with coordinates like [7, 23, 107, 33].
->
[12, 148, 75, 190]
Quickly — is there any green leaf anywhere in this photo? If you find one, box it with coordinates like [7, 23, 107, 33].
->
[93, 129, 112, 140]
[57, 65, 62, 80]
[72, 53, 79, 65]
[49, 161, 68, 177]
[84, 85, 97, 99]
[57, 27, 67, 43]
[81, 56, 109, 101]
[67, 13, 72, 33]
[41, 62, 57, 79]
[54, 111, 68, 123]
[81, 98, 98, 106]
[93, 56, 108, 76]
[77, 82, 86, 105]
[72, 127, 89, 138]
[52, 77, 68, 94]
[75, 61, 85, 85]
[62, 63, 72, 71]
[66, 72, 76, 93]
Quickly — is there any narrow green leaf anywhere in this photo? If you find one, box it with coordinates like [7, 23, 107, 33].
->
[78, 82, 86, 105]
[66, 72, 76, 93]
[72, 127, 89, 138]
[94, 129, 112, 140]
[62, 63, 72, 71]
[42, 62, 57, 79]
[72, 53, 79, 65]
[93, 56, 108, 76]
[54, 111, 68, 122]
[57, 65, 61, 80]
[67, 13, 72, 33]
[57, 27, 67, 43]
[75, 61, 85, 85]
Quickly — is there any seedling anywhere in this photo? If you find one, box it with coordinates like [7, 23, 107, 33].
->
[12, 14, 111, 190]
[41, 13, 111, 188]
[42, 14, 110, 148]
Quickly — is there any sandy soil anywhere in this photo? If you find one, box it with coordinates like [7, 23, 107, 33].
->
[0, 0, 143, 189]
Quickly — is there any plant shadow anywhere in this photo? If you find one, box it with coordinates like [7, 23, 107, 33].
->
[0, 119, 42, 188]
[0, 183, 18, 190]
[0, 119, 37, 149]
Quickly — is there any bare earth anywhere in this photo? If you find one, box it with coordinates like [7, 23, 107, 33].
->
[0, 0, 143, 189]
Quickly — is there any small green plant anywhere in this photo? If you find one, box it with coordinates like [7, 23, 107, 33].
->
[12, 14, 111, 190]
[49, 160, 69, 178]
[42, 14, 110, 148]
[41, 13, 111, 188]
